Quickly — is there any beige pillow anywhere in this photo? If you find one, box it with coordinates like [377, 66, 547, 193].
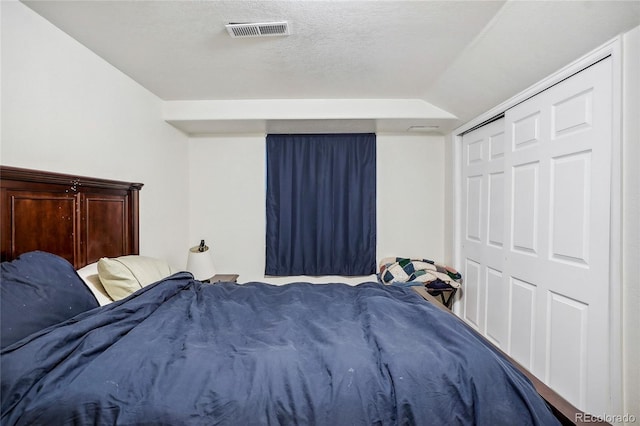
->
[97, 256, 176, 301]
[77, 262, 114, 306]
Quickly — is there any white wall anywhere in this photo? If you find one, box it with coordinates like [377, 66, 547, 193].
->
[443, 132, 455, 267]
[0, 1, 190, 268]
[622, 25, 640, 423]
[188, 133, 445, 284]
[377, 134, 445, 262]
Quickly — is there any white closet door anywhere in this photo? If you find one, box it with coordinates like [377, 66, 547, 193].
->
[461, 118, 507, 347]
[460, 57, 612, 415]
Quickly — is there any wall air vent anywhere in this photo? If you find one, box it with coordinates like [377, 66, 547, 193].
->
[225, 21, 290, 38]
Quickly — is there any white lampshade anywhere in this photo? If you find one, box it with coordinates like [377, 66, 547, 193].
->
[186, 241, 216, 281]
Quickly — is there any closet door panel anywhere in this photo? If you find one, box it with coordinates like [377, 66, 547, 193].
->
[506, 58, 611, 413]
[485, 267, 507, 347]
[463, 258, 482, 328]
[487, 172, 504, 247]
[461, 118, 505, 338]
[550, 153, 591, 265]
[546, 292, 589, 408]
[509, 277, 537, 370]
[460, 56, 612, 415]
[511, 161, 540, 255]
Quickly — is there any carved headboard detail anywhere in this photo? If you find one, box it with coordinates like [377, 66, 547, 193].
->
[1, 166, 143, 269]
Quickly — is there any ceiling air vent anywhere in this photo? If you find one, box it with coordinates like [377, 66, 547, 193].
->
[225, 21, 290, 38]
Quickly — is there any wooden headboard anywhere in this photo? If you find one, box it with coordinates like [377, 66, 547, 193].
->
[1, 166, 143, 269]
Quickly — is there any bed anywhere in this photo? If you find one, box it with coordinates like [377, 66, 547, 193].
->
[0, 166, 594, 425]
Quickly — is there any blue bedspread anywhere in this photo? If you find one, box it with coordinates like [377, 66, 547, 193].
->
[1, 273, 559, 425]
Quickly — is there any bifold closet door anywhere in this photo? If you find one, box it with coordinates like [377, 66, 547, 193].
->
[461, 57, 612, 414]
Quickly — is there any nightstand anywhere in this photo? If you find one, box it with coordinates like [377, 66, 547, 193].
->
[426, 287, 457, 309]
[205, 274, 239, 283]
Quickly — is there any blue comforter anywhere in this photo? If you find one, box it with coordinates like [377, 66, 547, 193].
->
[1, 273, 559, 425]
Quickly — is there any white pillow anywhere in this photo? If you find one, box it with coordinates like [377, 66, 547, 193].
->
[97, 255, 177, 301]
[77, 262, 114, 306]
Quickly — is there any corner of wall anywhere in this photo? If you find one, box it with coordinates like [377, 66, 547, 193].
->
[443, 132, 455, 267]
[621, 24, 640, 423]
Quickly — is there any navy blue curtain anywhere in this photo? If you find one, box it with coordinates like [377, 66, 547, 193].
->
[265, 133, 376, 276]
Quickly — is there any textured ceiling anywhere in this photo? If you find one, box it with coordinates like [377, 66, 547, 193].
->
[21, 0, 640, 133]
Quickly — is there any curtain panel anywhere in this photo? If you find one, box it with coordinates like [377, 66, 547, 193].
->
[265, 133, 376, 276]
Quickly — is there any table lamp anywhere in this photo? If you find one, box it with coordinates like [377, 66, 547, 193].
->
[186, 240, 216, 281]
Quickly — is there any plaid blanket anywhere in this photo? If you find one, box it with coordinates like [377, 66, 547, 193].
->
[378, 257, 462, 289]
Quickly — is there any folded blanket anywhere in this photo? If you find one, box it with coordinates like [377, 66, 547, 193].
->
[379, 257, 462, 288]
